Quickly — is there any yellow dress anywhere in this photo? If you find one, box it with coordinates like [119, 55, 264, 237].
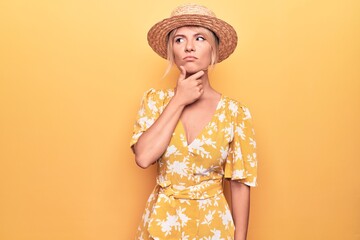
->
[130, 88, 258, 240]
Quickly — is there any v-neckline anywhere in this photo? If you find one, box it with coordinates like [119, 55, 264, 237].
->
[179, 95, 223, 146]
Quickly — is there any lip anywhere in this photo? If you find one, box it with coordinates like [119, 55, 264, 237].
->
[183, 56, 198, 61]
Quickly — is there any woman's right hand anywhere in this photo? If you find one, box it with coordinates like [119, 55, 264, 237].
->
[133, 66, 204, 168]
[173, 66, 204, 106]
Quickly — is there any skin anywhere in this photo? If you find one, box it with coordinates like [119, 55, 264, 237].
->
[133, 26, 250, 240]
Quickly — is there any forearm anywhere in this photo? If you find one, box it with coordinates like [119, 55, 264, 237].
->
[230, 181, 250, 240]
[133, 97, 185, 168]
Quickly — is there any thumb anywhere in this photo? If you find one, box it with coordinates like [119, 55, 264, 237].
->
[179, 66, 187, 81]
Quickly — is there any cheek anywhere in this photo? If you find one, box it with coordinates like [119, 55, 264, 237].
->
[201, 48, 213, 64]
[172, 47, 182, 60]
[198, 44, 212, 57]
[206, 49, 212, 59]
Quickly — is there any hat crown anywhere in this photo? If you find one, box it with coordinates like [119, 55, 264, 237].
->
[170, 4, 216, 18]
[148, 4, 237, 62]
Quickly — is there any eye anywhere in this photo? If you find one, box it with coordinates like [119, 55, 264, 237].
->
[196, 36, 205, 41]
[174, 37, 184, 43]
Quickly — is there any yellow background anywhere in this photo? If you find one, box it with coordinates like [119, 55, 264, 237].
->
[0, 0, 359, 239]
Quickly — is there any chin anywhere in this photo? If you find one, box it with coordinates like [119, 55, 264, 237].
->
[183, 65, 207, 74]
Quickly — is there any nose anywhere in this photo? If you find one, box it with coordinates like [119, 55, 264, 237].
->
[185, 40, 195, 52]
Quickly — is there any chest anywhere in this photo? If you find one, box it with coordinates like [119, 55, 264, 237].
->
[180, 101, 219, 145]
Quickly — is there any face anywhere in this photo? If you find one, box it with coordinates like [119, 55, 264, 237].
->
[171, 26, 213, 74]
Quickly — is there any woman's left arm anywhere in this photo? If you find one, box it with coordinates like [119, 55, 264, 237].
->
[230, 181, 251, 240]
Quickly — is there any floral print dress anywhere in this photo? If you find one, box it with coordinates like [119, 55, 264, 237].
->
[130, 88, 258, 240]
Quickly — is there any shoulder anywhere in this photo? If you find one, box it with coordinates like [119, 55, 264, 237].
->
[140, 88, 174, 113]
[221, 95, 252, 120]
[141, 88, 174, 102]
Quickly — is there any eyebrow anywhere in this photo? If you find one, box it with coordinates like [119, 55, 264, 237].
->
[173, 32, 206, 38]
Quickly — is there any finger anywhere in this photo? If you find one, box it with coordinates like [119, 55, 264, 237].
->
[188, 70, 204, 80]
[196, 80, 203, 86]
[179, 66, 187, 81]
[199, 88, 204, 94]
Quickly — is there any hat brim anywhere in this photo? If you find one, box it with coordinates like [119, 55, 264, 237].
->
[147, 14, 238, 63]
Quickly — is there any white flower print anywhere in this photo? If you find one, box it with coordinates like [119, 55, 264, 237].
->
[220, 146, 229, 160]
[132, 132, 143, 143]
[246, 153, 253, 162]
[249, 137, 256, 148]
[198, 198, 213, 211]
[159, 191, 172, 205]
[243, 176, 257, 187]
[189, 186, 210, 199]
[202, 229, 224, 240]
[152, 198, 161, 216]
[218, 113, 226, 122]
[249, 153, 257, 167]
[138, 116, 155, 129]
[212, 194, 221, 207]
[218, 208, 233, 230]
[195, 165, 208, 176]
[147, 99, 158, 114]
[242, 107, 252, 120]
[142, 209, 151, 227]
[228, 101, 239, 116]
[147, 192, 156, 203]
[167, 160, 189, 178]
[233, 142, 243, 161]
[232, 169, 245, 179]
[138, 232, 144, 240]
[158, 90, 165, 100]
[156, 212, 180, 236]
[180, 134, 188, 147]
[176, 207, 190, 227]
[167, 89, 175, 97]
[202, 210, 216, 225]
[202, 136, 216, 148]
[218, 98, 225, 109]
[235, 123, 245, 140]
[165, 145, 180, 157]
[208, 122, 218, 132]
[173, 183, 186, 191]
[188, 139, 210, 158]
[179, 199, 191, 205]
[222, 124, 234, 142]
[181, 232, 190, 240]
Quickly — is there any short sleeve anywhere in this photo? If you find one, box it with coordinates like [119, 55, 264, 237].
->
[130, 88, 161, 148]
[224, 104, 258, 187]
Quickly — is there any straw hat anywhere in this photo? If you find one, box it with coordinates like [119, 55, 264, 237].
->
[147, 4, 238, 63]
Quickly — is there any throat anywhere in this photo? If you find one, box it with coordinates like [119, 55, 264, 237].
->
[180, 95, 221, 145]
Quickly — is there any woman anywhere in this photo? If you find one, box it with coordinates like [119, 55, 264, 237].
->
[130, 4, 257, 240]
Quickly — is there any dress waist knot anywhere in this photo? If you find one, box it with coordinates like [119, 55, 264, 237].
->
[157, 178, 223, 200]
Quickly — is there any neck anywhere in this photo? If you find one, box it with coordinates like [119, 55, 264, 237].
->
[187, 70, 217, 99]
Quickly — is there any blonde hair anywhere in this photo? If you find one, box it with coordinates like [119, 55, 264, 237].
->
[163, 26, 219, 77]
